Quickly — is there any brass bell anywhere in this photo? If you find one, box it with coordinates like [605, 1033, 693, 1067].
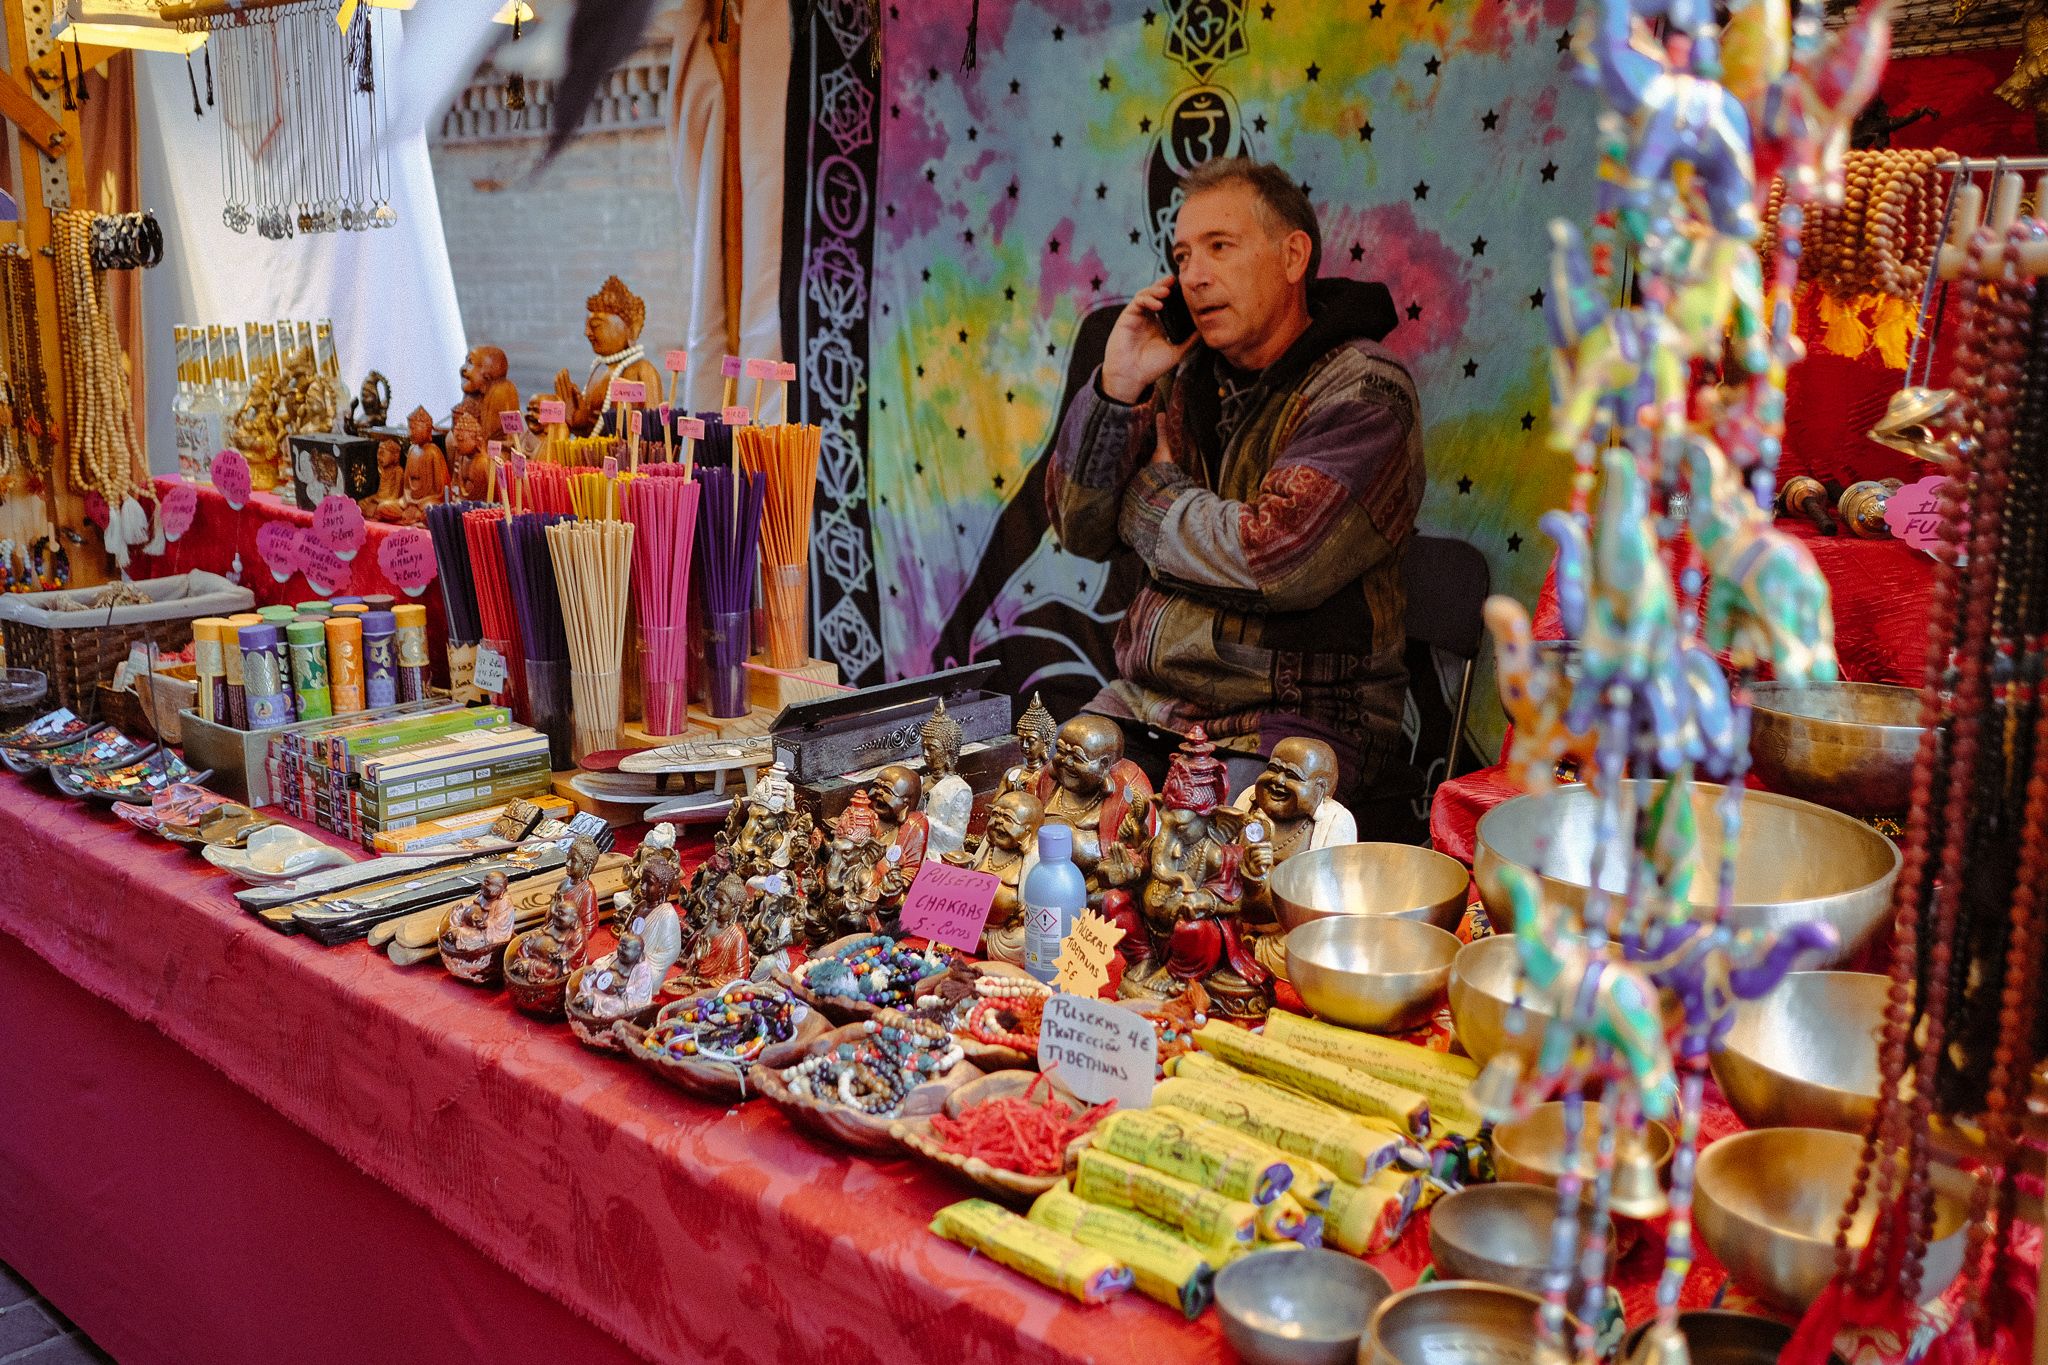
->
[1625, 1320, 1691, 1365]
[1470, 1054, 1524, 1125]
[1608, 1124, 1669, 1219]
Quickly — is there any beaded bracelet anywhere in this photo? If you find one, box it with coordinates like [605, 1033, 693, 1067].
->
[796, 935, 952, 1007]
[643, 981, 800, 1065]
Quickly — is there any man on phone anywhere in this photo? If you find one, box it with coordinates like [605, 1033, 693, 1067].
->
[1045, 157, 1420, 804]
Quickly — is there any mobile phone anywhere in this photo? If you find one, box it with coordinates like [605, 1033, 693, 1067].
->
[1158, 278, 1197, 345]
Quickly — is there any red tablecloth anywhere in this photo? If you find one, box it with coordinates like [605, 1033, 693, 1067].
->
[1431, 520, 1935, 865]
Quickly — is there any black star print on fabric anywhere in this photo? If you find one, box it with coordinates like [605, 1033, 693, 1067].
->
[1090, 275, 1104, 291]
[993, 473, 1006, 489]
[1096, 183, 1109, 200]
[1045, 344, 1056, 356]
[920, 268, 930, 283]
[890, 104, 900, 119]
[1007, 181, 1019, 199]
[1508, 532, 1524, 552]
[1481, 109, 1498, 130]
[957, 328, 968, 342]
[886, 204, 896, 218]
[1424, 54, 1441, 76]
[1022, 580, 1035, 594]
[1010, 79, 1021, 94]
[1349, 242, 1364, 262]
[928, 66, 941, 82]
[888, 3, 897, 15]
[1413, 180, 1429, 200]
[1004, 286, 1016, 301]
[1048, 237, 1062, 253]
[1051, 132, 1064, 147]
[1299, 182, 1313, 198]
[1260, 0, 1273, 16]
[1529, 288, 1545, 309]
[1254, 114, 1269, 133]
[915, 364, 925, 377]
[1540, 161, 1559, 183]
[1405, 301, 1422, 321]
[1139, 115, 1153, 133]
[963, 228, 975, 244]
[1520, 411, 1536, 430]
[1052, 24, 1064, 39]
[1128, 229, 1142, 244]
[914, 461, 925, 475]
[1306, 62, 1321, 81]
[1462, 358, 1478, 377]
[1099, 72, 1112, 90]
[1470, 236, 1487, 256]
[1005, 391, 1015, 403]
[956, 426, 967, 438]
[924, 167, 936, 183]
[1359, 119, 1374, 142]
[1142, 8, 1156, 23]
[1555, 29, 1571, 51]
[879, 398, 888, 411]
[968, 127, 979, 141]
[1457, 475, 1473, 494]
[1369, 0, 1383, 14]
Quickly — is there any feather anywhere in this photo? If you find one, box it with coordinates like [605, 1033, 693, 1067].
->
[540, 0, 658, 167]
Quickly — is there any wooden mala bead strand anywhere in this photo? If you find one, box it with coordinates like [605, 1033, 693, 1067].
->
[50, 210, 144, 505]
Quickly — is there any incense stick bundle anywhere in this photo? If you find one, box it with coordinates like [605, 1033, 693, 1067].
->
[570, 470, 628, 521]
[695, 412, 736, 472]
[462, 507, 528, 717]
[427, 501, 484, 645]
[694, 464, 765, 718]
[503, 512, 574, 768]
[523, 463, 576, 517]
[624, 476, 702, 736]
[546, 519, 636, 762]
[736, 423, 822, 668]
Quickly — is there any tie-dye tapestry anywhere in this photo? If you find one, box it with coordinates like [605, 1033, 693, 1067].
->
[782, 0, 1591, 754]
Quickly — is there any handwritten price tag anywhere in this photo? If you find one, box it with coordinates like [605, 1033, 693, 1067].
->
[160, 483, 198, 542]
[313, 494, 366, 561]
[664, 349, 688, 372]
[630, 409, 644, 438]
[511, 449, 528, 481]
[603, 455, 619, 479]
[1883, 475, 1951, 557]
[486, 440, 503, 461]
[677, 417, 706, 440]
[211, 448, 252, 509]
[773, 360, 798, 383]
[607, 378, 648, 405]
[376, 529, 438, 596]
[721, 405, 752, 426]
[536, 398, 568, 426]
[1037, 993, 1155, 1110]
[1052, 909, 1126, 997]
[298, 536, 353, 595]
[899, 861, 1000, 952]
[255, 521, 302, 582]
[472, 644, 509, 694]
[498, 410, 526, 437]
[720, 354, 744, 380]
[742, 357, 777, 380]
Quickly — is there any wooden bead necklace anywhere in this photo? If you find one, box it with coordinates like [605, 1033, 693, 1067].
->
[0, 247, 54, 483]
[51, 210, 145, 505]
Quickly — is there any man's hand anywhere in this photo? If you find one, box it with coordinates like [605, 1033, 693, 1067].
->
[1101, 276, 1196, 404]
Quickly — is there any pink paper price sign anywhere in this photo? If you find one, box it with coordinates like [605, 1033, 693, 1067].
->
[313, 494, 367, 561]
[721, 405, 752, 426]
[498, 410, 526, 437]
[720, 354, 744, 380]
[676, 417, 706, 440]
[160, 483, 198, 542]
[603, 455, 619, 479]
[211, 449, 252, 509]
[607, 378, 648, 405]
[254, 521, 302, 583]
[376, 529, 438, 596]
[742, 357, 776, 380]
[898, 860, 1000, 953]
[772, 360, 798, 382]
[299, 536, 353, 595]
[487, 440, 503, 460]
[536, 398, 568, 426]
[1883, 475, 1952, 557]
[664, 349, 688, 372]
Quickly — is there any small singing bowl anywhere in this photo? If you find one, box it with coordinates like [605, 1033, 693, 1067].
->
[1620, 1310, 1846, 1365]
[1693, 1127, 1969, 1313]
[1710, 971, 1889, 1133]
[1268, 842, 1471, 934]
[1490, 1102, 1675, 1192]
[1447, 934, 1552, 1070]
[1285, 916, 1460, 1034]
[1364, 1280, 1569, 1365]
[1427, 1183, 1614, 1299]
[1748, 681, 1925, 817]
[1212, 1247, 1392, 1365]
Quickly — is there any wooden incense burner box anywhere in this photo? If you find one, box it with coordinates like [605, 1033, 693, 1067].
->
[769, 663, 1011, 785]
[289, 433, 381, 511]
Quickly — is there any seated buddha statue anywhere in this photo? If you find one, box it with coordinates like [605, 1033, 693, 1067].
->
[505, 891, 586, 990]
[1032, 715, 1154, 917]
[1229, 737, 1354, 982]
[999, 693, 1057, 796]
[360, 438, 409, 523]
[461, 345, 522, 441]
[401, 405, 450, 508]
[541, 275, 665, 437]
[573, 932, 657, 1020]
[942, 789, 1043, 966]
[918, 700, 974, 858]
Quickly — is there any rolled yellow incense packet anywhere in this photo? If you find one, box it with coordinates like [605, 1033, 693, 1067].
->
[1324, 1166, 1426, 1257]
[1254, 1190, 1319, 1245]
[1028, 1183, 1214, 1319]
[1192, 1023, 1431, 1138]
[1129, 1098, 1337, 1210]
[1262, 1011, 1483, 1132]
[1160, 1061, 1409, 1185]
[1091, 1109, 1295, 1207]
[929, 1199, 1131, 1305]
[1072, 1148, 1257, 1258]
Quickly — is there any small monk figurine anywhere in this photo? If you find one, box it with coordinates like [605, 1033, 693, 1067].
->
[401, 405, 451, 507]
[1000, 693, 1058, 795]
[1034, 715, 1155, 917]
[919, 700, 973, 857]
[504, 891, 587, 1016]
[681, 876, 753, 989]
[573, 932, 657, 1021]
[450, 406, 492, 502]
[461, 345, 521, 440]
[1231, 738, 1355, 981]
[943, 789, 1043, 966]
[361, 437, 409, 523]
[440, 870, 514, 985]
[867, 764, 930, 918]
[557, 835, 602, 945]
[539, 275, 665, 436]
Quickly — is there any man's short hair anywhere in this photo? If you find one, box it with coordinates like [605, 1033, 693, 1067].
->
[1179, 157, 1322, 279]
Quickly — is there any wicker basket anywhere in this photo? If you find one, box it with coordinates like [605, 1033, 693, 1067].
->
[0, 572, 252, 717]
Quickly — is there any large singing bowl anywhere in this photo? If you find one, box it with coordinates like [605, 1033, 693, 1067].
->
[1694, 1128, 1968, 1313]
[1447, 934, 1551, 1070]
[1710, 971, 1888, 1133]
[1267, 842, 1470, 934]
[1473, 782, 1899, 966]
[1286, 917, 1459, 1034]
[1748, 681, 1925, 817]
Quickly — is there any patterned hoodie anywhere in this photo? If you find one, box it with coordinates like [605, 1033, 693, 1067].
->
[1046, 278, 1423, 795]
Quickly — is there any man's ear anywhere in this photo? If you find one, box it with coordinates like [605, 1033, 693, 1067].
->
[1283, 229, 1313, 285]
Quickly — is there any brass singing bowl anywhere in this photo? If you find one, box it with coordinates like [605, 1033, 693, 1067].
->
[1427, 1183, 1614, 1299]
[1286, 916, 1460, 1034]
[1489, 1101, 1675, 1190]
[1364, 1280, 1569, 1365]
[1446, 934, 1551, 1070]
[1212, 1247, 1391, 1365]
[1694, 1128, 1969, 1313]
[1474, 781, 1900, 966]
[1748, 681, 1926, 817]
[1710, 971, 1888, 1133]
[1268, 842, 1471, 934]
[1620, 1310, 1846, 1365]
